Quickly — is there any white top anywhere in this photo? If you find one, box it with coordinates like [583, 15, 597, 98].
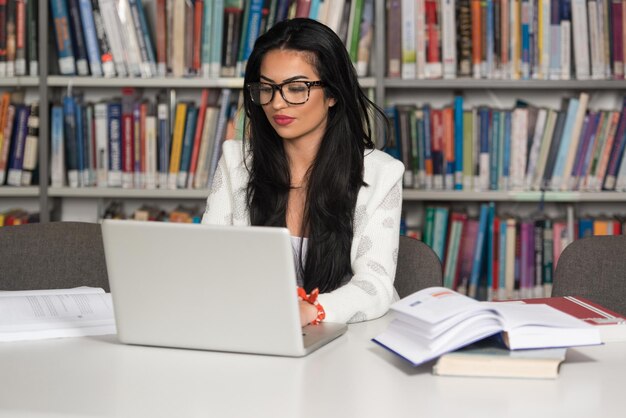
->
[290, 236, 308, 287]
[1, 315, 625, 418]
[202, 139, 405, 323]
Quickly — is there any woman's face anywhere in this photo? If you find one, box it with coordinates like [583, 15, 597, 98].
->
[258, 49, 336, 147]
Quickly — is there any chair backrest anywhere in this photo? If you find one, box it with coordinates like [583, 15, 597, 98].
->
[0, 222, 109, 292]
[394, 235, 443, 298]
[553, 235, 626, 316]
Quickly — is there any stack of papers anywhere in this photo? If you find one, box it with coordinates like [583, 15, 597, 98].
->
[0, 287, 117, 342]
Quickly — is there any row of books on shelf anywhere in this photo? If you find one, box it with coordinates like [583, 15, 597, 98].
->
[0, 92, 39, 186]
[402, 203, 626, 301]
[387, 93, 626, 192]
[0, 0, 38, 77]
[49, 0, 374, 79]
[388, 0, 626, 81]
[103, 200, 204, 223]
[0, 208, 38, 225]
[51, 87, 238, 190]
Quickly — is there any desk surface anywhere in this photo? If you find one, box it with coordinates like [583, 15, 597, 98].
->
[1, 315, 625, 418]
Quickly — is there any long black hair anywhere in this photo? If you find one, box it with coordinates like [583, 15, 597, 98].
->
[243, 18, 388, 293]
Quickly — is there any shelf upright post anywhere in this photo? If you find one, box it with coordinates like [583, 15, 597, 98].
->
[38, 0, 50, 222]
[374, 0, 386, 147]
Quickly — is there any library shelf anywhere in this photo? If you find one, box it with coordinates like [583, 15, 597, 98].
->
[47, 187, 209, 200]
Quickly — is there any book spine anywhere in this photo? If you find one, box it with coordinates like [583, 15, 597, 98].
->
[187, 89, 209, 188]
[20, 103, 40, 185]
[144, 103, 157, 189]
[132, 101, 142, 188]
[356, 0, 374, 77]
[209, 0, 224, 78]
[107, 101, 122, 187]
[6, 105, 30, 186]
[14, 0, 25, 75]
[238, 0, 263, 76]
[78, 0, 103, 76]
[0, 0, 6, 77]
[468, 202, 489, 298]
[5, 0, 15, 76]
[127, 0, 153, 77]
[157, 100, 170, 188]
[25, 0, 35, 75]
[94, 102, 108, 187]
[115, 0, 142, 77]
[98, 0, 127, 76]
[50, 105, 66, 188]
[50, 0, 77, 75]
[121, 88, 135, 188]
[67, 0, 90, 75]
[441, 0, 457, 79]
[177, 104, 198, 188]
[168, 101, 188, 189]
[386, 0, 401, 77]
[90, 0, 114, 76]
[400, 0, 416, 79]
[74, 99, 86, 186]
[63, 95, 79, 187]
[156, 0, 167, 76]
[206, 88, 232, 188]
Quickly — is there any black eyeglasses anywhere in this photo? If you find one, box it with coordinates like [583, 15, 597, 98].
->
[246, 80, 325, 105]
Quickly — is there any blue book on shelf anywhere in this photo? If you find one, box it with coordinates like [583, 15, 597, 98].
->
[209, 0, 225, 77]
[498, 215, 507, 296]
[431, 206, 449, 262]
[238, 0, 263, 76]
[78, 0, 103, 76]
[550, 96, 579, 189]
[201, 0, 214, 75]
[468, 203, 489, 299]
[521, 0, 530, 79]
[578, 217, 593, 238]
[489, 110, 500, 190]
[133, 0, 158, 74]
[486, 0, 494, 76]
[309, 0, 321, 19]
[207, 88, 232, 188]
[502, 110, 512, 190]
[50, 0, 76, 75]
[486, 202, 496, 299]
[107, 101, 123, 187]
[423, 104, 433, 188]
[75, 100, 85, 185]
[178, 104, 199, 188]
[63, 95, 79, 187]
[454, 95, 464, 189]
[66, 0, 90, 75]
[384, 106, 401, 160]
[6, 105, 30, 186]
[50, 105, 65, 186]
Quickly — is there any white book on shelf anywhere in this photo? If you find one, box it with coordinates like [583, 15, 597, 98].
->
[525, 108, 548, 189]
[441, 0, 457, 79]
[571, 0, 590, 80]
[587, 0, 604, 79]
[400, 0, 417, 79]
[193, 106, 219, 189]
[99, 0, 129, 77]
[325, 0, 346, 36]
[145, 111, 158, 189]
[531, 109, 557, 190]
[510, 107, 528, 191]
[560, 13, 571, 80]
[114, 0, 142, 77]
[560, 92, 589, 190]
[415, 0, 426, 79]
[0, 287, 116, 342]
[94, 102, 109, 187]
[613, 145, 626, 191]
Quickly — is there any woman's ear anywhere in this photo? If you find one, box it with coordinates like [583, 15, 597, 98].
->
[328, 97, 336, 107]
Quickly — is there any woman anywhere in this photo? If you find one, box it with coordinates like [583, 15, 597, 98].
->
[202, 18, 404, 326]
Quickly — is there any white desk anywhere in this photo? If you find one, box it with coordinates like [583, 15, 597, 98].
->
[1, 315, 624, 418]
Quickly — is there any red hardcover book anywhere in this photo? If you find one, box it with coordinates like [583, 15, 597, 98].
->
[454, 218, 479, 294]
[121, 88, 136, 188]
[156, 0, 167, 75]
[192, 0, 204, 72]
[186, 88, 209, 188]
[612, 0, 624, 79]
[509, 296, 626, 342]
[425, 0, 441, 78]
[295, 0, 312, 17]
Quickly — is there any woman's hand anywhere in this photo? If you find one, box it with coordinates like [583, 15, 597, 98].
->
[299, 300, 318, 327]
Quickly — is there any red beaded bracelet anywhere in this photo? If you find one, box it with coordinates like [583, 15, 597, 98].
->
[297, 287, 326, 325]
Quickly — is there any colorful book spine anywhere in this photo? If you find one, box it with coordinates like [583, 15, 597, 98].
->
[78, 0, 103, 76]
[67, 0, 90, 75]
[107, 101, 122, 187]
[468, 202, 489, 298]
[50, 0, 77, 75]
[50, 105, 66, 188]
[6, 105, 30, 186]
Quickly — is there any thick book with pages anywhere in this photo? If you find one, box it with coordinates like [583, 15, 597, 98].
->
[432, 337, 568, 379]
[373, 287, 602, 366]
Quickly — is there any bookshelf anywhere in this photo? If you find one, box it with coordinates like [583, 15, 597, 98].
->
[0, 2, 624, 236]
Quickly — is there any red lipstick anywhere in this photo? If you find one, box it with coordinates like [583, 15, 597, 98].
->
[273, 115, 295, 126]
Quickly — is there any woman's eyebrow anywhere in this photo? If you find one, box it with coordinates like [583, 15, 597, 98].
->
[260, 74, 310, 83]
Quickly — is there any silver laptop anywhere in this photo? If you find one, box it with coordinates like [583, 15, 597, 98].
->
[101, 219, 346, 357]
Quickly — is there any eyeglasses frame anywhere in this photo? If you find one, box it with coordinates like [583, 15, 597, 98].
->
[246, 80, 325, 106]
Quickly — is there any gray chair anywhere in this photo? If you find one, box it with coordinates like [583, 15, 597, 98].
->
[0, 222, 109, 292]
[394, 235, 443, 298]
[553, 235, 626, 316]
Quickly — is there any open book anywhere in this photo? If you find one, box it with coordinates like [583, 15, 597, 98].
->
[0, 287, 117, 342]
[373, 287, 602, 366]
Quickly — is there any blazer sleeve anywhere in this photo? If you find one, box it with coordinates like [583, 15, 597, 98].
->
[317, 156, 405, 323]
[201, 140, 246, 226]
